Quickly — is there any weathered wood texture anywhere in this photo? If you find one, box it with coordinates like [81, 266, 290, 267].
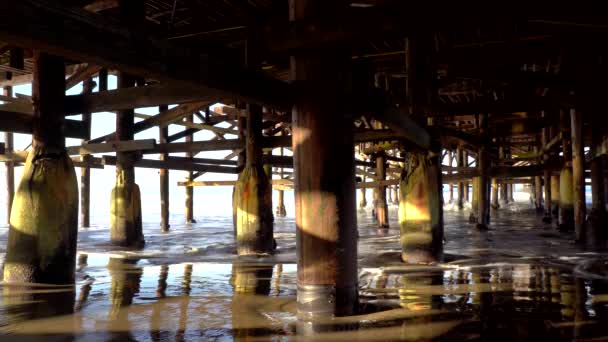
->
[375, 152, 389, 228]
[477, 114, 489, 229]
[291, 0, 357, 317]
[185, 114, 195, 224]
[110, 71, 143, 247]
[570, 109, 586, 242]
[80, 78, 94, 228]
[159, 104, 170, 232]
[233, 104, 274, 255]
[3, 86, 14, 224]
[3, 52, 78, 285]
[399, 152, 444, 264]
[457, 148, 465, 209]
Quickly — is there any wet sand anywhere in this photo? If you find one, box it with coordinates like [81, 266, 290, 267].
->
[1, 200, 608, 341]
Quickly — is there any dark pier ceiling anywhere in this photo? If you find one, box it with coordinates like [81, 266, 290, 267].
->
[3, 0, 608, 340]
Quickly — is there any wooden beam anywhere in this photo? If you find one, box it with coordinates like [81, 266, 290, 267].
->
[0, 110, 87, 138]
[89, 101, 210, 143]
[83, 0, 119, 12]
[65, 64, 101, 90]
[178, 179, 293, 187]
[65, 85, 218, 115]
[0, 1, 291, 107]
[102, 155, 238, 174]
[374, 105, 431, 150]
[66, 139, 155, 155]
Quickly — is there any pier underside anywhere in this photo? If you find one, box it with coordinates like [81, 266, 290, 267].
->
[0, 0, 608, 340]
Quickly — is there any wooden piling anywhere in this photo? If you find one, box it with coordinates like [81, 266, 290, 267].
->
[159, 104, 170, 232]
[392, 184, 399, 204]
[542, 128, 552, 223]
[359, 184, 367, 209]
[448, 151, 454, 203]
[375, 151, 389, 228]
[551, 174, 560, 218]
[399, 151, 444, 263]
[3, 86, 14, 224]
[534, 147, 543, 212]
[290, 5, 358, 316]
[463, 151, 469, 202]
[491, 178, 500, 209]
[185, 114, 195, 223]
[559, 110, 575, 231]
[457, 147, 465, 210]
[233, 104, 274, 255]
[469, 176, 479, 223]
[110, 71, 144, 247]
[477, 114, 490, 229]
[570, 109, 586, 242]
[3, 51, 78, 284]
[275, 147, 287, 217]
[80, 78, 93, 228]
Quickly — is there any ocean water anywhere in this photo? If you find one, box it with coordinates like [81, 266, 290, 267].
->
[0, 193, 608, 341]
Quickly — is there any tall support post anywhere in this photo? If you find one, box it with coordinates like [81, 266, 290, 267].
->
[457, 147, 465, 210]
[543, 126, 552, 223]
[234, 114, 247, 237]
[570, 109, 586, 242]
[534, 147, 543, 212]
[110, 0, 144, 247]
[551, 173, 560, 218]
[469, 176, 479, 223]
[559, 110, 574, 231]
[498, 147, 508, 204]
[275, 147, 287, 217]
[290, 0, 358, 322]
[233, 104, 274, 255]
[508, 184, 514, 202]
[392, 184, 399, 204]
[448, 151, 454, 203]
[477, 114, 490, 229]
[399, 150, 444, 264]
[3, 51, 78, 284]
[588, 125, 606, 247]
[463, 151, 469, 202]
[80, 78, 93, 228]
[491, 178, 500, 210]
[359, 180, 367, 209]
[184, 114, 195, 223]
[3, 85, 14, 224]
[159, 104, 170, 232]
[375, 151, 389, 228]
[237, 114, 247, 169]
[534, 146, 543, 213]
[110, 71, 144, 247]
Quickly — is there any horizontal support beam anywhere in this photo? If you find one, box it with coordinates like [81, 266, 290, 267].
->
[66, 139, 156, 155]
[89, 101, 210, 143]
[0, 110, 88, 139]
[102, 156, 238, 174]
[355, 179, 399, 189]
[65, 85, 216, 115]
[178, 179, 293, 187]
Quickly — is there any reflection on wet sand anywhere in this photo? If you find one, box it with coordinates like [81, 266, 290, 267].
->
[230, 263, 276, 340]
[1, 208, 608, 340]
